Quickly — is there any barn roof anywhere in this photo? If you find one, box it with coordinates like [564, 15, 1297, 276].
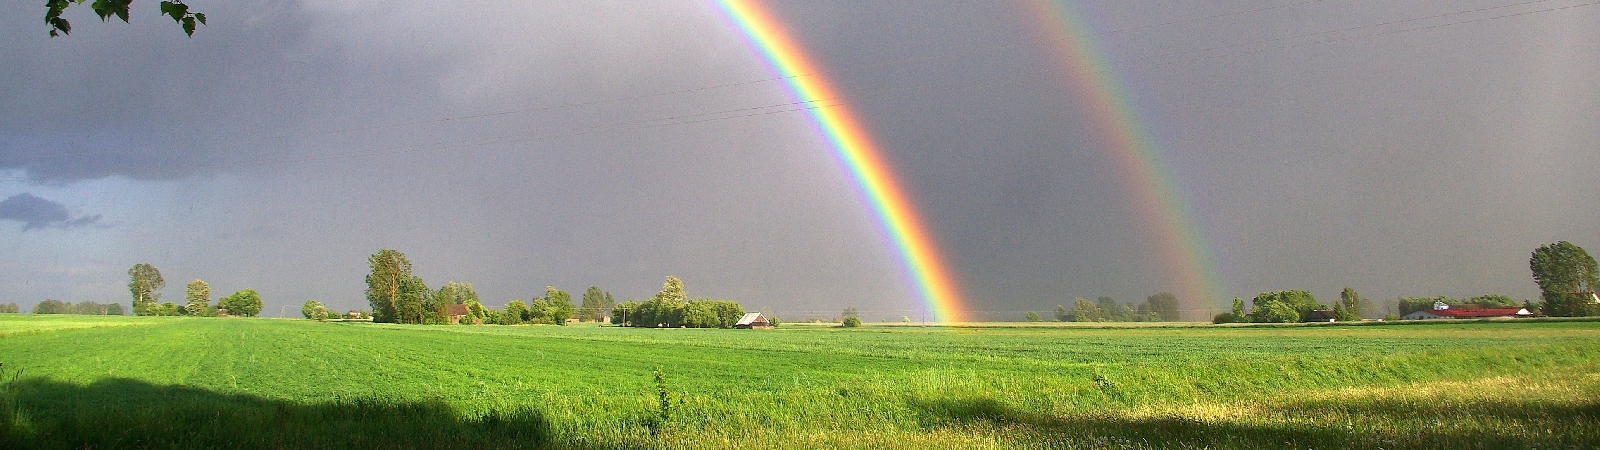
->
[735, 312, 765, 326]
[445, 304, 471, 316]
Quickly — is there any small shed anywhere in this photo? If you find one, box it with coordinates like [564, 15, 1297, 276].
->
[445, 304, 472, 325]
[734, 312, 772, 329]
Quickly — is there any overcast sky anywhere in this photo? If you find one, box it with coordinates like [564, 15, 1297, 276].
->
[2, 0, 1596, 320]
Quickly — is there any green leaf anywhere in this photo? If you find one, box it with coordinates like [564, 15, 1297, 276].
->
[194, 12, 205, 25]
[182, 16, 195, 36]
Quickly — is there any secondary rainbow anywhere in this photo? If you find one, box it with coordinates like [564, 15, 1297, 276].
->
[1025, 1, 1225, 315]
[712, 0, 967, 323]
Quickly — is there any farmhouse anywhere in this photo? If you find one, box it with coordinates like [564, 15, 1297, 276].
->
[445, 304, 473, 325]
[1401, 303, 1532, 320]
[1302, 310, 1337, 322]
[734, 312, 772, 329]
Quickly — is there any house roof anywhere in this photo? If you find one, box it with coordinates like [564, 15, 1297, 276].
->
[445, 304, 471, 316]
[735, 312, 766, 326]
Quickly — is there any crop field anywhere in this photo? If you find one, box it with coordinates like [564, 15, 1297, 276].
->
[1, 315, 1597, 449]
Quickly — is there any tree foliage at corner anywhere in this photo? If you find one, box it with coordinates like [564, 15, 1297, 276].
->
[127, 263, 164, 316]
[1530, 241, 1600, 317]
[44, 0, 206, 37]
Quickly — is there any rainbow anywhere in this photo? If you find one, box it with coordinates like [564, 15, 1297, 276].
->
[712, 0, 967, 323]
[1024, 1, 1224, 317]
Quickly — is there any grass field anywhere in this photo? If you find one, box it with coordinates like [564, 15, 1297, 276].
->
[1, 315, 1597, 449]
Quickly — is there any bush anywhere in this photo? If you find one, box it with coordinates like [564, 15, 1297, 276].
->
[32, 300, 66, 314]
[302, 300, 325, 320]
[219, 289, 263, 317]
[841, 317, 861, 328]
[1212, 312, 1235, 324]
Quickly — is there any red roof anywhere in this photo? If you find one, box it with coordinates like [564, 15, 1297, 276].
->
[1428, 308, 1524, 318]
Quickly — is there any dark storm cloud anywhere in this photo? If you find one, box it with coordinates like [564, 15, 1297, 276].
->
[0, 193, 102, 231]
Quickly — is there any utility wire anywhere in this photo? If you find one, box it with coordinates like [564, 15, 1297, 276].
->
[2, 0, 1593, 182]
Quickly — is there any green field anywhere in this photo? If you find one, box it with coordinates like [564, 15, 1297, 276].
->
[1, 315, 1597, 449]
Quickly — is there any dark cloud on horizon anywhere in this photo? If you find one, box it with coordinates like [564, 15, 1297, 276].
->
[0, 193, 102, 231]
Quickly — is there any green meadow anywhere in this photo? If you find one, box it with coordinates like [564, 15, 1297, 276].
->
[1, 315, 1597, 449]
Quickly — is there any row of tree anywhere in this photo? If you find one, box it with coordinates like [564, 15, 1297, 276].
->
[125, 263, 262, 317]
[24, 300, 124, 315]
[1052, 292, 1182, 323]
[0, 303, 18, 313]
[609, 276, 748, 328]
[363, 249, 634, 326]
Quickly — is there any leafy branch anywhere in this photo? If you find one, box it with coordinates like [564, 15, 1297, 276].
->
[44, 0, 205, 37]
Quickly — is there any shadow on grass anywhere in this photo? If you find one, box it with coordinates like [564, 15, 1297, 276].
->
[0, 377, 557, 449]
[911, 395, 1600, 449]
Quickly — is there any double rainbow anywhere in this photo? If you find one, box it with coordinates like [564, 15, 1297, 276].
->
[712, 0, 967, 323]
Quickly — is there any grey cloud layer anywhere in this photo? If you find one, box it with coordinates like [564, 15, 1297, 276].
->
[0, 1, 1595, 317]
[0, 193, 102, 231]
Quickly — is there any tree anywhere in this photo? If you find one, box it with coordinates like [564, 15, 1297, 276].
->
[1072, 297, 1101, 322]
[682, 300, 719, 328]
[128, 263, 165, 316]
[391, 276, 434, 324]
[44, 0, 206, 37]
[1231, 298, 1245, 320]
[545, 286, 575, 325]
[1530, 241, 1600, 317]
[1249, 290, 1320, 323]
[219, 289, 262, 317]
[435, 281, 479, 306]
[1025, 311, 1040, 322]
[502, 300, 528, 325]
[1334, 287, 1360, 322]
[1146, 292, 1181, 322]
[365, 249, 415, 323]
[611, 301, 640, 326]
[1096, 297, 1123, 321]
[184, 279, 212, 316]
[302, 300, 325, 320]
[1054, 304, 1070, 322]
[633, 277, 688, 327]
[106, 303, 124, 315]
[580, 286, 605, 322]
[602, 292, 615, 319]
[659, 276, 686, 304]
[33, 299, 66, 314]
[842, 307, 859, 321]
[0, 303, 19, 313]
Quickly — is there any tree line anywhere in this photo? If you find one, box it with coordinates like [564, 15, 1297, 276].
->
[609, 276, 748, 328]
[19, 300, 123, 315]
[1048, 292, 1183, 323]
[124, 263, 263, 317]
[361, 249, 739, 327]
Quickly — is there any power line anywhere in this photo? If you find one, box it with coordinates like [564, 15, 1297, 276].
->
[1, 0, 1592, 183]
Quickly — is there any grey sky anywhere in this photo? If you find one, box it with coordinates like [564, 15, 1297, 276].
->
[2, 1, 1596, 319]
